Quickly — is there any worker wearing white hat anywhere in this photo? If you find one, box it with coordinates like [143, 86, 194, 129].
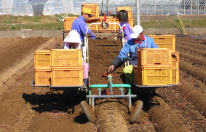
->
[63, 30, 89, 86]
[108, 25, 159, 73]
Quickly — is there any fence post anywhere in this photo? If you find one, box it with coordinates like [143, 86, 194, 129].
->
[184, 0, 185, 15]
[191, 0, 192, 15]
[198, 0, 199, 15]
[136, 0, 140, 25]
[107, 0, 109, 15]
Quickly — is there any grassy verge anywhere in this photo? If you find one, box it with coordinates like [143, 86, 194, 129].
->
[141, 19, 206, 29]
[0, 14, 206, 31]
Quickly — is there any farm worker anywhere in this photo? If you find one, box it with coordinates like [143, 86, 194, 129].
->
[72, 8, 96, 42]
[117, 10, 132, 42]
[108, 25, 158, 80]
[63, 30, 89, 85]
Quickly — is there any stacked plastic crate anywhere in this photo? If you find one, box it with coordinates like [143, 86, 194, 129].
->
[50, 49, 83, 86]
[34, 50, 51, 86]
[133, 35, 179, 85]
[149, 35, 179, 85]
[134, 48, 172, 86]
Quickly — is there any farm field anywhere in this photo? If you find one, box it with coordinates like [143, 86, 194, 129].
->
[0, 34, 206, 132]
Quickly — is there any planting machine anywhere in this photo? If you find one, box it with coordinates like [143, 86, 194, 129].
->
[32, 3, 180, 124]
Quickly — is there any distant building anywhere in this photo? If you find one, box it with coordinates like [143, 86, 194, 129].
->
[0, 0, 75, 15]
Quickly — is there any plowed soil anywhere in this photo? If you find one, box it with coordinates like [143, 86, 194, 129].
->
[0, 34, 206, 132]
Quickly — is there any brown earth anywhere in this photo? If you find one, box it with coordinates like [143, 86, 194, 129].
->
[0, 35, 206, 132]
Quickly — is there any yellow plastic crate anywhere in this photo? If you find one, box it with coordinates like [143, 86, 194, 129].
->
[64, 17, 77, 32]
[148, 35, 176, 51]
[137, 48, 172, 67]
[134, 66, 172, 86]
[172, 68, 179, 85]
[99, 16, 119, 32]
[82, 3, 99, 17]
[34, 50, 51, 68]
[51, 66, 83, 86]
[171, 51, 179, 84]
[51, 49, 82, 67]
[35, 68, 51, 86]
[86, 19, 99, 32]
[171, 51, 179, 69]
[116, 7, 132, 18]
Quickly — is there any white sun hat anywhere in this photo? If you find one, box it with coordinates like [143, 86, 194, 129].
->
[130, 25, 143, 38]
[64, 30, 81, 43]
[63, 30, 81, 49]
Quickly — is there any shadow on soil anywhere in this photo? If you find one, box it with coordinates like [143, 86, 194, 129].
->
[131, 88, 161, 111]
[22, 90, 90, 124]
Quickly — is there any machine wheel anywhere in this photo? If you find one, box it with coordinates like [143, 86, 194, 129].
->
[129, 100, 143, 123]
[80, 101, 96, 123]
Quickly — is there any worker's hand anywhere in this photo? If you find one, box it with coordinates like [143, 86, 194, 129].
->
[108, 65, 115, 73]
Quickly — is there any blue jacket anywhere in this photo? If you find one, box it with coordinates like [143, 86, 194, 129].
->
[72, 16, 96, 42]
[119, 22, 132, 41]
[118, 35, 158, 62]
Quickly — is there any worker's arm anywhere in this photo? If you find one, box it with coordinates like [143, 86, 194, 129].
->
[108, 44, 129, 73]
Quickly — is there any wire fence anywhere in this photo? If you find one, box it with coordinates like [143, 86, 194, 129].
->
[0, 0, 205, 16]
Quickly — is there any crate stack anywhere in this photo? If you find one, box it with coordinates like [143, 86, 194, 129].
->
[149, 35, 179, 85]
[34, 50, 51, 86]
[50, 49, 83, 86]
[134, 48, 173, 86]
[34, 49, 83, 86]
[133, 35, 179, 86]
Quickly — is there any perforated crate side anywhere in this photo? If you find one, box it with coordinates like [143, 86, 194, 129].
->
[64, 17, 77, 31]
[148, 35, 175, 51]
[134, 66, 172, 86]
[137, 48, 172, 67]
[51, 66, 83, 86]
[51, 49, 82, 67]
[34, 50, 51, 68]
[171, 51, 179, 84]
[35, 68, 51, 86]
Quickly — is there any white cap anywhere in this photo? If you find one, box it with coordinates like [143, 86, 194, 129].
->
[64, 30, 81, 43]
[130, 25, 143, 38]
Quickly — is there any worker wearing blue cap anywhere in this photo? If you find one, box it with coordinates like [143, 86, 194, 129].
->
[72, 8, 96, 42]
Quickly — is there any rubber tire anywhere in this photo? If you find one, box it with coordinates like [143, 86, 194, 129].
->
[129, 100, 143, 123]
[80, 101, 96, 123]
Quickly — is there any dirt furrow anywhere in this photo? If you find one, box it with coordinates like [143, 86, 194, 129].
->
[179, 52, 206, 66]
[176, 85, 206, 116]
[95, 102, 129, 132]
[176, 38, 206, 50]
[157, 87, 206, 131]
[176, 45, 206, 57]
[176, 36, 206, 44]
[180, 61, 206, 83]
[148, 96, 190, 132]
